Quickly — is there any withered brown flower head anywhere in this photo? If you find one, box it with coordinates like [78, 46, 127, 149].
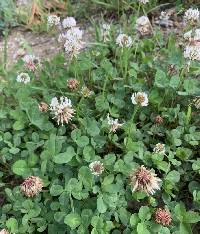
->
[155, 208, 172, 226]
[155, 115, 163, 124]
[21, 176, 44, 197]
[67, 79, 79, 91]
[167, 64, 177, 76]
[129, 165, 161, 195]
[0, 229, 9, 234]
[38, 102, 49, 112]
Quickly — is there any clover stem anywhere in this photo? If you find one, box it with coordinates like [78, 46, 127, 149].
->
[126, 105, 139, 146]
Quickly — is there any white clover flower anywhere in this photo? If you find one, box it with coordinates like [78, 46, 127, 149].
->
[184, 29, 200, 42]
[63, 27, 84, 57]
[138, 0, 149, 4]
[130, 165, 161, 195]
[16, 73, 30, 84]
[64, 39, 83, 57]
[62, 17, 76, 28]
[136, 16, 151, 35]
[131, 92, 148, 106]
[107, 114, 123, 133]
[49, 97, 75, 125]
[66, 27, 83, 40]
[101, 23, 111, 42]
[23, 54, 40, 72]
[184, 30, 193, 41]
[184, 45, 200, 61]
[89, 161, 104, 176]
[116, 34, 132, 48]
[47, 15, 60, 27]
[153, 143, 165, 154]
[184, 8, 199, 25]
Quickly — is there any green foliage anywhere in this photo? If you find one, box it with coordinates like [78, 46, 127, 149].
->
[0, 0, 17, 30]
[0, 2, 200, 234]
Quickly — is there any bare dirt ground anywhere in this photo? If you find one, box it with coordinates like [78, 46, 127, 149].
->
[0, 27, 61, 66]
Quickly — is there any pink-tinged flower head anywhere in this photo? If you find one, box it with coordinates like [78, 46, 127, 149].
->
[21, 176, 44, 197]
[67, 79, 79, 91]
[50, 97, 75, 125]
[155, 208, 172, 226]
[155, 115, 163, 124]
[130, 165, 161, 195]
[38, 102, 49, 112]
[23, 54, 40, 72]
[0, 229, 9, 234]
[89, 161, 104, 176]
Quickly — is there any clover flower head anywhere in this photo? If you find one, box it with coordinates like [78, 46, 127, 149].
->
[155, 115, 163, 124]
[66, 27, 83, 40]
[130, 165, 161, 195]
[107, 114, 123, 133]
[155, 208, 172, 226]
[89, 161, 104, 176]
[184, 45, 200, 61]
[23, 54, 40, 71]
[47, 15, 60, 27]
[16, 73, 30, 84]
[184, 29, 200, 43]
[116, 34, 132, 48]
[67, 79, 79, 91]
[153, 143, 165, 154]
[136, 16, 151, 36]
[138, 0, 149, 4]
[50, 97, 75, 125]
[131, 92, 148, 106]
[184, 8, 199, 25]
[0, 229, 9, 234]
[62, 17, 76, 28]
[21, 176, 44, 197]
[64, 27, 84, 57]
[64, 39, 83, 57]
[38, 102, 49, 112]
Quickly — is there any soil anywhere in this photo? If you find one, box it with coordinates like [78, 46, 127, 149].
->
[0, 27, 61, 67]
